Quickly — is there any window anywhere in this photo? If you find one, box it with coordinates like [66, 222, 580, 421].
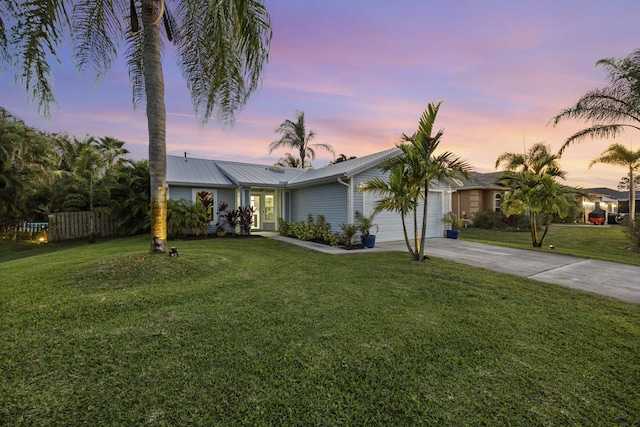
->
[494, 193, 502, 213]
[264, 194, 274, 221]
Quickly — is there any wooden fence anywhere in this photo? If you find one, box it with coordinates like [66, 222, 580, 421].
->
[48, 211, 121, 242]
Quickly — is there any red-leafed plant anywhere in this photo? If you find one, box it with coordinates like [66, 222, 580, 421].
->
[238, 205, 256, 235]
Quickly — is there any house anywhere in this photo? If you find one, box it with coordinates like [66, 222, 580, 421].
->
[166, 148, 459, 242]
[451, 172, 506, 223]
[580, 187, 640, 223]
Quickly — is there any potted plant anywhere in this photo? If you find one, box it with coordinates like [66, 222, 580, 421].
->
[442, 211, 462, 239]
[355, 211, 378, 248]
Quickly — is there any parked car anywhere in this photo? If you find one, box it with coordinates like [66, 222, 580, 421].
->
[588, 209, 606, 225]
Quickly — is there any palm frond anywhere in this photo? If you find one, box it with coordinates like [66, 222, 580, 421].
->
[71, 0, 122, 80]
[176, 0, 272, 124]
[9, 0, 69, 117]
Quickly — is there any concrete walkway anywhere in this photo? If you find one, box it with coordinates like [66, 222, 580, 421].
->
[265, 234, 640, 304]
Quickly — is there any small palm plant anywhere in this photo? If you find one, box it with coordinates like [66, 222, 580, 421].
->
[339, 223, 359, 249]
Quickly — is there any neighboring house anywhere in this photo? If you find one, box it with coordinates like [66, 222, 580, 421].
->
[166, 148, 459, 242]
[580, 187, 640, 222]
[580, 188, 624, 220]
[451, 172, 505, 223]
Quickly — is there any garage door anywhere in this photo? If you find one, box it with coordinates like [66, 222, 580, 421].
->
[364, 191, 443, 242]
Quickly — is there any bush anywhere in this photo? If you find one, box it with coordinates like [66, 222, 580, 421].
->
[471, 210, 506, 230]
[621, 216, 640, 250]
[277, 215, 340, 246]
[167, 199, 209, 238]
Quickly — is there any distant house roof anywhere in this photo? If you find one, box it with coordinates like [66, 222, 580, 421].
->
[166, 147, 402, 188]
[456, 171, 504, 190]
[582, 187, 638, 200]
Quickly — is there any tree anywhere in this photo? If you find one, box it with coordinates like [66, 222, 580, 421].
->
[0, 108, 55, 222]
[2, 0, 272, 253]
[550, 49, 640, 155]
[269, 111, 335, 169]
[589, 143, 640, 220]
[373, 102, 471, 261]
[361, 162, 418, 257]
[329, 154, 357, 165]
[110, 159, 151, 235]
[274, 153, 303, 168]
[496, 143, 582, 247]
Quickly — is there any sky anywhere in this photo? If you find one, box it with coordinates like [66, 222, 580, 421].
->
[3, 0, 640, 189]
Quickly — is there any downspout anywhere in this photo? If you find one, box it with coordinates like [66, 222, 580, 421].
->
[338, 175, 353, 224]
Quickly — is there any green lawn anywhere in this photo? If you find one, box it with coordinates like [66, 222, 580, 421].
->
[460, 224, 640, 266]
[1, 236, 639, 425]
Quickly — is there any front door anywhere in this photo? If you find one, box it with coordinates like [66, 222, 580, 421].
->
[250, 192, 277, 231]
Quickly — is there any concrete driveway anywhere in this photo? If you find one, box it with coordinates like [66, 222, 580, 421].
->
[379, 238, 640, 304]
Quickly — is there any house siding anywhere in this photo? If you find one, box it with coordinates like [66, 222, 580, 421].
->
[291, 182, 348, 231]
[217, 188, 237, 210]
[168, 186, 192, 202]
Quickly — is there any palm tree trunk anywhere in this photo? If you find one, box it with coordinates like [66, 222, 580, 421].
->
[412, 205, 420, 260]
[401, 213, 416, 258]
[630, 166, 636, 221]
[539, 219, 552, 247]
[419, 183, 429, 260]
[530, 212, 539, 247]
[143, 0, 167, 254]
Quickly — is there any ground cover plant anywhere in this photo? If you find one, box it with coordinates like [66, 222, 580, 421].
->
[1, 236, 639, 425]
[461, 224, 640, 266]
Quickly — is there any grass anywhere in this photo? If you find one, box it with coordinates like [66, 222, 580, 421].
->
[1, 235, 639, 425]
[459, 224, 640, 266]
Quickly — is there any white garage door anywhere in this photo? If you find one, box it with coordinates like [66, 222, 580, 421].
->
[364, 191, 444, 242]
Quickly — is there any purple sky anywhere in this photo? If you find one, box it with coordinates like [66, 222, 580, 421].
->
[4, 0, 640, 189]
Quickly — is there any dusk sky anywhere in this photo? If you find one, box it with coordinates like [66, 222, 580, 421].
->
[4, 0, 640, 189]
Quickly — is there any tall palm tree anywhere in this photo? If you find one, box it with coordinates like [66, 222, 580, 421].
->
[269, 111, 335, 169]
[1, 0, 272, 253]
[378, 102, 471, 261]
[589, 143, 640, 220]
[550, 49, 640, 154]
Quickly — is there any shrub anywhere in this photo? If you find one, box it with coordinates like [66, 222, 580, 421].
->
[167, 199, 209, 238]
[237, 206, 256, 236]
[471, 210, 505, 230]
[277, 215, 341, 246]
[621, 216, 640, 250]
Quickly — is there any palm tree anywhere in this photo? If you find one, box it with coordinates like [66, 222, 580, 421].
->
[361, 162, 418, 257]
[329, 154, 357, 164]
[269, 111, 335, 169]
[589, 143, 640, 220]
[496, 143, 582, 247]
[274, 153, 303, 168]
[550, 49, 640, 155]
[2, 0, 272, 253]
[376, 102, 471, 261]
[97, 136, 131, 174]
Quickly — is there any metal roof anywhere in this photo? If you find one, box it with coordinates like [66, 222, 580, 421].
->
[215, 160, 305, 186]
[166, 156, 234, 187]
[166, 148, 402, 188]
[288, 147, 402, 186]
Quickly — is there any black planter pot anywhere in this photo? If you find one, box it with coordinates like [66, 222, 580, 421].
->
[361, 235, 376, 248]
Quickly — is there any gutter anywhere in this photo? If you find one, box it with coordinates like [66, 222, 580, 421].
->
[337, 175, 354, 224]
